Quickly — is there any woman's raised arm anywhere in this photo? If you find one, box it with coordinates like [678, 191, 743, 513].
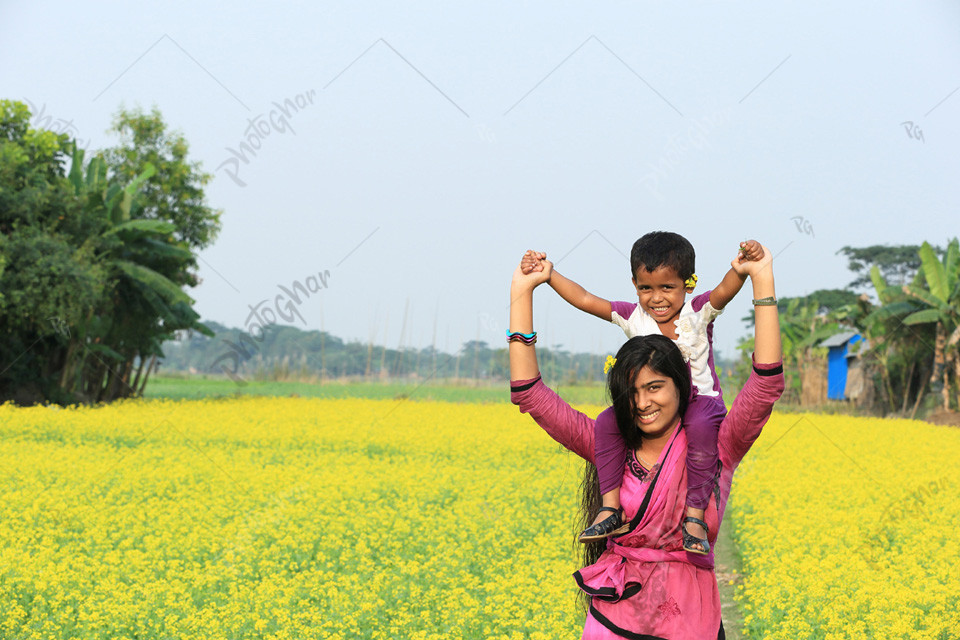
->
[508, 259, 552, 381]
[732, 244, 781, 364]
[719, 246, 784, 464]
[508, 256, 596, 462]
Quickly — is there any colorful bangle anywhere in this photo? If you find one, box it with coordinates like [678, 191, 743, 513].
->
[506, 330, 537, 345]
[752, 297, 778, 306]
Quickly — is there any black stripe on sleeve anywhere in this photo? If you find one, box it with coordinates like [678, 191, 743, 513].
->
[510, 376, 542, 393]
[753, 364, 783, 377]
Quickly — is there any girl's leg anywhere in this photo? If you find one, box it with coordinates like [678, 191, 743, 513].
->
[594, 487, 621, 527]
[683, 395, 727, 548]
[585, 406, 627, 529]
[579, 408, 627, 541]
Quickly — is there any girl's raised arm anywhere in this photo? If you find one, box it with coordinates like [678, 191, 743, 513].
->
[708, 239, 763, 310]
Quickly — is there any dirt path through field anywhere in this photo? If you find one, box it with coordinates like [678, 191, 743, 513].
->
[714, 514, 746, 639]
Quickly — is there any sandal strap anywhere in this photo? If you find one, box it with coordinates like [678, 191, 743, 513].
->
[683, 516, 709, 532]
[583, 510, 623, 536]
[681, 516, 711, 554]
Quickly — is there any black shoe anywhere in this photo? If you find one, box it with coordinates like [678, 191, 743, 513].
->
[578, 507, 630, 543]
[681, 516, 710, 555]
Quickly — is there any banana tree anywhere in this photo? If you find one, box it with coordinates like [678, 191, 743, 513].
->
[902, 239, 960, 410]
[737, 297, 840, 404]
[61, 143, 213, 401]
[862, 263, 940, 414]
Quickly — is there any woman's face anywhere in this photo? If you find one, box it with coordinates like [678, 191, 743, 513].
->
[631, 365, 681, 439]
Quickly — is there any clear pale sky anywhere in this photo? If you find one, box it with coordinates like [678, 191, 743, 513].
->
[3, 1, 958, 364]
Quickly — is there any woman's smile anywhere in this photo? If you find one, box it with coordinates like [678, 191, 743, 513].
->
[631, 365, 681, 439]
[636, 409, 661, 424]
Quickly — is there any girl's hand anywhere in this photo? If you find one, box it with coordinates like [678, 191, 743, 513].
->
[736, 240, 764, 263]
[520, 250, 547, 275]
[513, 252, 553, 290]
[732, 243, 772, 277]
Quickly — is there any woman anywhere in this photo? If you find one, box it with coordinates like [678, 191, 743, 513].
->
[507, 247, 784, 639]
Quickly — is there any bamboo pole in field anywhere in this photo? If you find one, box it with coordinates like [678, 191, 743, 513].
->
[414, 329, 423, 378]
[394, 298, 409, 377]
[472, 317, 480, 382]
[445, 325, 450, 382]
[319, 308, 325, 385]
[379, 313, 389, 380]
[454, 330, 462, 380]
[431, 300, 439, 379]
[366, 316, 376, 380]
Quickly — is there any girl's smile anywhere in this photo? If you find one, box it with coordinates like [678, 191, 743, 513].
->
[632, 266, 693, 336]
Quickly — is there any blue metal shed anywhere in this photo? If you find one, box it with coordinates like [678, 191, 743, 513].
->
[819, 331, 863, 400]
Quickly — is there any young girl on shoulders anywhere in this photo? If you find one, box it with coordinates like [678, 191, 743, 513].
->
[522, 232, 764, 554]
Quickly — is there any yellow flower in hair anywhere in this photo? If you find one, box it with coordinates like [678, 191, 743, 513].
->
[684, 274, 698, 289]
[603, 355, 617, 374]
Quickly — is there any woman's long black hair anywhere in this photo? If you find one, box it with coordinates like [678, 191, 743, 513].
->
[576, 335, 691, 611]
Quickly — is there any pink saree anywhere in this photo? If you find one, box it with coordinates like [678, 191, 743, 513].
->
[511, 358, 784, 639]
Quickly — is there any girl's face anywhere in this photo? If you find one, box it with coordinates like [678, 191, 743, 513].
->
[631, 365, 681, 439]
[632, 265, 694, 326]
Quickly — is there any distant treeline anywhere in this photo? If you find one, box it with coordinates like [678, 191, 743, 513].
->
[159, 320, 621, 384]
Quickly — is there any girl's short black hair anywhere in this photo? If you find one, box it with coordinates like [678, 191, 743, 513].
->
[630, 231, 696, 282]
[607, 335, 691, 449]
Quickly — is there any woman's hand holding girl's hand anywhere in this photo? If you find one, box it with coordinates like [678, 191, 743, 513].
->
[737, 239, 764, 263]
[513, 251, 553, 291]
[520, 250, 547, 274]
[732, 242, 773, 278]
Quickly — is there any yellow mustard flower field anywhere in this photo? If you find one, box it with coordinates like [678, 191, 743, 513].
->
[0, 397, 594, 640]
[1, 396, 958, 639]
[728, 412, 960, 640]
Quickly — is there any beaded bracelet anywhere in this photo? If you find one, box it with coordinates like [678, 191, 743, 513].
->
[752, 296, 778, 306]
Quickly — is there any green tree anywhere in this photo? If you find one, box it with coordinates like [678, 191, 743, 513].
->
[0, 99, 106, 403]
[837, 244, 941, 290]
[863, 256, 940, 415]
[0, 99, 218, 405]
[741, 288, 861, 328]
[59, 142, 213, 401]
[738, 297, 841, 405]
[901, 239, 960, 410]
[103, 106, 222, 252]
